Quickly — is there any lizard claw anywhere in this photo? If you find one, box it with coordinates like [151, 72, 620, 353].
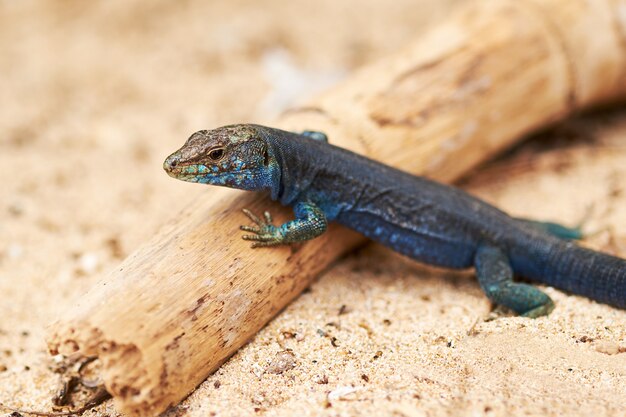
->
[240, 208, 283, 248]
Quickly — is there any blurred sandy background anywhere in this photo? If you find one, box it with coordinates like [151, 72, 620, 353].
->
[1, 1, 626, 416]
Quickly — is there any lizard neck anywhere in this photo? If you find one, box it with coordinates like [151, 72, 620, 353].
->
[260, 127, 318, 206]
[266, 143, 283, 202]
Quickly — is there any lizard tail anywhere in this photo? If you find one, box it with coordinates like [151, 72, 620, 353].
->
[510, 239, 626, 309]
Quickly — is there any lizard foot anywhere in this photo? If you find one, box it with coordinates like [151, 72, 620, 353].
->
[520, 298, 555, 318]
[476, 245, 556, 318]
[240, 208, 285, 248]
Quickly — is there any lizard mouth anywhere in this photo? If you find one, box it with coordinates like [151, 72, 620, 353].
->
[163, 156, 211, 178]
[163, 155, 262, 185]
[166, 165, 260, 183]
[164, 164, 206, 177]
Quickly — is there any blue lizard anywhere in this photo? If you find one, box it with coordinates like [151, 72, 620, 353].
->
[163, 124, 626, 318]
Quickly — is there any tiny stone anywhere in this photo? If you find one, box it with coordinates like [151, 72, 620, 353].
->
[328, 386, 360, 401]
[594, 340, 621, 355]
[358, 322, 374, 337]
[265, 350, 297, 374]
[316, 374, 329, 384]
[251, 363, 265, 379]
[281, 330, 296, 339]
[78, 253, 100, 275]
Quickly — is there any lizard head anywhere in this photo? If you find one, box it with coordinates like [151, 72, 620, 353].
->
[163, 124, 277, 191]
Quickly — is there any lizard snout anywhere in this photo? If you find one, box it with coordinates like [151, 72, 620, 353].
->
[163, 153, 181, 173]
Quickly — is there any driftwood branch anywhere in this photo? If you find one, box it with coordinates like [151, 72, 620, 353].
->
[47, 0, 626, 416]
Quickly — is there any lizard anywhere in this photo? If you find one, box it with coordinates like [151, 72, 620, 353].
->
[163, 124, 626, 318]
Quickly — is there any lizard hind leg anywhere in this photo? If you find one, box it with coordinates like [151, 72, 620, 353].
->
[475, 245, 554, 318]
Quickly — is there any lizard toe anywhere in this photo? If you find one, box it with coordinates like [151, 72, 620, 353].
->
[242, 208, 264, 225]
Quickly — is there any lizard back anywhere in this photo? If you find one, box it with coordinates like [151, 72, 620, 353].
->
[263, 127, 523, 269]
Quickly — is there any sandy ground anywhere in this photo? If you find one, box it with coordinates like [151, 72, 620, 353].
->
[1, 1, 626, 416]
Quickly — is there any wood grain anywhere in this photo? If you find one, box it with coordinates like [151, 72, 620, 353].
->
[47, 1, 626, 416]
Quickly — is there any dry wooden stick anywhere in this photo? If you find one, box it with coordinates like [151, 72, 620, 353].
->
[47, 1, 626, 416]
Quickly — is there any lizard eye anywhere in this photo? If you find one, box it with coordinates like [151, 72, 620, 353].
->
[208, 147, 225, 161]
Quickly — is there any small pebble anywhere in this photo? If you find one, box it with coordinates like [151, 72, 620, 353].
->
[594, 340, 621, 355]
[265, 350, 297, 374]
[251, 363, 265, 379]
[78, 253, 100, 274]
[315, 375, 329, 384]
[281, 330, 296, 339]
[328, 386, 360, 401]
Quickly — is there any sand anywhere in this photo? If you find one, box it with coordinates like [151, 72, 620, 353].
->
[1, 1, 625, 416]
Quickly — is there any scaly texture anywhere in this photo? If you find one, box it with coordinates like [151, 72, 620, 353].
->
[164, 124, 626, 317]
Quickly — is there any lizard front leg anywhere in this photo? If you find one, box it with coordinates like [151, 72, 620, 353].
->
[240, 201, 327, 248]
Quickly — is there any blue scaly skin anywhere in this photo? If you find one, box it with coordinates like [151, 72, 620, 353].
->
[163, 124, 626, 318]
